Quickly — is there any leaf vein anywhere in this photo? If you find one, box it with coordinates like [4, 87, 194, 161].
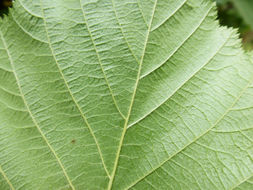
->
[111, 0, 140, 63]
[79, 0, 126, 120]
[126, 50, 253, 190]
[0, 165, 15, 190]
[0, 30, 75, 190]
[107, 0, 158, 189]
[230, 58, 253, 190]
[128, 21, 228, 129]
[40, 0, 110, 179]
[136, 0, 148, 28]
[150, 0, 187, 32]
[9, 11, 48, 44]
[140, 3, 212, 79]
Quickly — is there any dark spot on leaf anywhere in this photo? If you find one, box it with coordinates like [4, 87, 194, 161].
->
[71, 139, 76, 144]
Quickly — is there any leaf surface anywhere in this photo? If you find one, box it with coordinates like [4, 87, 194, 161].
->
[1, 0, 253, 189]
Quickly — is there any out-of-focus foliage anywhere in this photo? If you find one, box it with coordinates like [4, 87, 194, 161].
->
[0, 0, 13, 18]
[233, 0, 253, 29]
[217, 0, 253, 50]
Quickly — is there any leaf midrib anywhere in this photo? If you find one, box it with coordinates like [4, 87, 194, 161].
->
[140, 1, 211, 79]
[4, 1, 252, 190]
[126, 54, 253, 190]
[107, 0, 158, 189]
[127, 5, 214, 129]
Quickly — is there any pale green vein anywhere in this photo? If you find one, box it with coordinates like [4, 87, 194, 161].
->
[180, 151, 218, 188]
[0, 66, 12, 73]
[0, 98, 26, 112]
[0, 85, 21, 97]
[128, 29, 231, 129]
[150, 0, 187, 32]
[141, 3, 212, 79]
[18, 0, 43, 18]
[10, 9, 48, 44]
[0, 165, 14, 190]
[136, 0, 148, 27]
[229, 58, 253, 190]
[0, 31, 75, 190]
[231, 172, 253, 189]
[39, 0, 111, 178]
[79, 0, 126, 120]
[107, 0, 158, 189]
[170, 159, 202, 189]
[111, 0, 140, 63]
[126, 55, 253, 189]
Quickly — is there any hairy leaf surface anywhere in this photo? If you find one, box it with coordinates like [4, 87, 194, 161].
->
[1, 0, 253, 189]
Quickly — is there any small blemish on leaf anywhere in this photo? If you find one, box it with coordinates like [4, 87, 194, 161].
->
[71, 139, 76, 144]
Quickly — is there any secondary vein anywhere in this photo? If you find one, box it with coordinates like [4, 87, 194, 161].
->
[0, 165, 15, 190]
[79, 0, 126, 120]
[107, 0, 158, 189]
[127, 53, 253, 189]
[0, 30, 75, 190]
[111, 0, 140, 63]
[39, 0, 111, 179]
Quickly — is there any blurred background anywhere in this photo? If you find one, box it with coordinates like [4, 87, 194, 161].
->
[216, 0, 253, 50]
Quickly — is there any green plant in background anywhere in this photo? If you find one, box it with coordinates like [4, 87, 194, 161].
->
[0, 0, 14, 18]
[217, 0, 253, 50]
[1, 0, 253, 189]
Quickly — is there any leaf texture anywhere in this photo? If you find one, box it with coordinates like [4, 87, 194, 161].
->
[1, 0, 253, 189]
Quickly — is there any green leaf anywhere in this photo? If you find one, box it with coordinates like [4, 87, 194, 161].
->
[1, 0, 253, 189]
